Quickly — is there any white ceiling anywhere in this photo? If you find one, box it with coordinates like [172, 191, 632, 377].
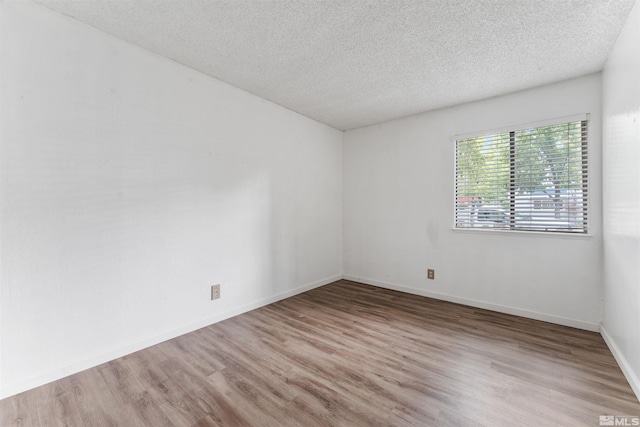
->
[32, 0, 636, 130]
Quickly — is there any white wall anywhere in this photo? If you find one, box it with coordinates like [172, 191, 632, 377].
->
[343, 74, 603, 331]
[0, 1, 342, 398]
[602, 0, 640, 400]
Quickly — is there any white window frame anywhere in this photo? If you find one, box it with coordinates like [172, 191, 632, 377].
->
[452, 114, 591, 236]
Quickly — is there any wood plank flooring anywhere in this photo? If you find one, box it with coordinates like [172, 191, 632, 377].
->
[2, 280, 639, 426]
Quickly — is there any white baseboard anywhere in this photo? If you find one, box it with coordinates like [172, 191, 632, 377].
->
[601, 325, 640, 402]
[342, 275, 600, 332]
[0, 274, 342, 400]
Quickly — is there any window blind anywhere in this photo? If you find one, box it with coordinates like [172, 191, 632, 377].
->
[455, 119, 588, 233]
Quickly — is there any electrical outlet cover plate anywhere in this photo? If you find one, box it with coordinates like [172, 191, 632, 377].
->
[427, 269, 435, 280]
[211, 284, 220, 300]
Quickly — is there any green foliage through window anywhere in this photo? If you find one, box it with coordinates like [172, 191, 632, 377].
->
[455, 119, 588, 233]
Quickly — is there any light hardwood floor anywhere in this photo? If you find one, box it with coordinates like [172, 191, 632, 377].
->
[2, 280, 639, 426]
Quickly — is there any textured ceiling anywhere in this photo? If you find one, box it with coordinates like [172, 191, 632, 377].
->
[32, 0, 636, 130]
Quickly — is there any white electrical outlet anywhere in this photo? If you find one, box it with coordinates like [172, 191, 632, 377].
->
[211, 284, 220, 300]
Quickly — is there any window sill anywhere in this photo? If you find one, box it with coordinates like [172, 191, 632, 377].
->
[451, 227, 595, 239]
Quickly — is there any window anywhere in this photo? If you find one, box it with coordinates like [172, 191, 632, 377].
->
[455, 117, 588, 233]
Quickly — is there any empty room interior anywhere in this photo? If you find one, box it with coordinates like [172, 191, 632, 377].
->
[1, 0, 640, 425]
